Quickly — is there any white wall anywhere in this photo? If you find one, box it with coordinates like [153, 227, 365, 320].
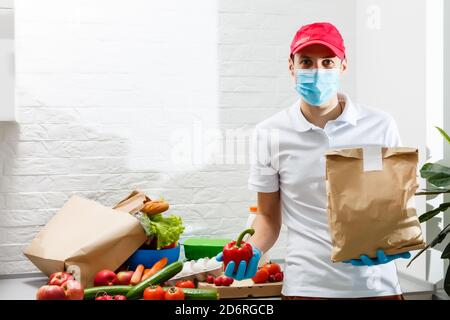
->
[424, 0, 447, 288]
[0, 0, 14, 121]
[443, 0, 450, 288]
[424, 0, 450, 288]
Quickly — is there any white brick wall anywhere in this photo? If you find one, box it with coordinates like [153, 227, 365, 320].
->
[0, 0, 357, 274]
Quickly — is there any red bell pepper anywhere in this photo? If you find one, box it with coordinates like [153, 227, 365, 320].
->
[222, 228, 255, 273]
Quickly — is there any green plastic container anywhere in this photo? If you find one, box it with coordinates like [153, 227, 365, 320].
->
[183, 238, 231, 260]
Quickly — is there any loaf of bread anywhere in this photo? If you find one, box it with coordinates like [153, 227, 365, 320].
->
[141, 200, 169, 215]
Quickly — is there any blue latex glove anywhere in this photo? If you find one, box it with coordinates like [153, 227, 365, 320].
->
[343, 249, 411, 266]
[216, 247, 262, 280]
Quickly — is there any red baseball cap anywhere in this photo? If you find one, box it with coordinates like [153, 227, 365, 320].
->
[290, 22, 346, 59]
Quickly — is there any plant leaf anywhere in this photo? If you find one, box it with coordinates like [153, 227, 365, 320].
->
[435, 126, 450, 145]
[442, 242, 450, 259]
[408, 224, 450, 267]
[420, 163, 450, 188]
[415, 188, 450, 196]
[430, 224, 450, 247]
[406, 244, 430, 267]
[445, 265, 450, 296]
[418, 202, 450, 223]
[423, 187, 450, 192]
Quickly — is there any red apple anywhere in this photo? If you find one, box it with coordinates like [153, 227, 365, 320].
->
[61, 279, 84, 300]
[36, 285, 66, 300]
[48, 272, 74, 286]
[116, 271, 134, 285]
[94, 269, 119, 287]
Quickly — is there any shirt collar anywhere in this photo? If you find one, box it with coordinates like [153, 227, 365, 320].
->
[288, 92, 359, 132]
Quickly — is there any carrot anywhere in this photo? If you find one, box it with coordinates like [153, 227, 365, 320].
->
[130, 264, 145, 285]
[140, 257, 168, 282]
[141, 268, 151, 280]
[151, 257, 168, 273]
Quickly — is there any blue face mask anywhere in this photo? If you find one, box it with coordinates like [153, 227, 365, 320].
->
[295, 69, 340, 106]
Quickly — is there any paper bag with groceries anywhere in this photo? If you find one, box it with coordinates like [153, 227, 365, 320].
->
[23, 191, 149, 287]
[325, 146, 426, 262]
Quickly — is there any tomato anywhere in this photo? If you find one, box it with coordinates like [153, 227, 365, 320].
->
[252, 268, 269, 284]
[206, 275, 215, 284]
[274, 272, 284, 282]
[143, 285, 166, 300]
[214, 276, 223, 286]
[165, 287, 185, 300]
[176, 280, 196, 289]
[95, 294, 113, 300]
[214, 276, 232, 287]
[263, 263, 281, 276]
[221, 276, 234, 286]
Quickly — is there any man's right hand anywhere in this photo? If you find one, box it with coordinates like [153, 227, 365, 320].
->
[215, 247, 262, 281]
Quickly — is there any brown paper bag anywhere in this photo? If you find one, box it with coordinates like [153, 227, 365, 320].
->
[24, 192, 148, 287]
[325, 146, 426, 262]
[113, 190, 150, 214]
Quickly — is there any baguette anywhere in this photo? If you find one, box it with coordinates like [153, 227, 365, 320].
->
[141, 200, 169, 215]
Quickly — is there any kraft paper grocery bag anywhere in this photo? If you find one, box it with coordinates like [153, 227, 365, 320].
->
[24, 192, 148, 287]
[325, 146, 426, 262]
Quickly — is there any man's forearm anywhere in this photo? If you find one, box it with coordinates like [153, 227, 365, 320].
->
[247, 191, 282, 253]
[248, 214, 281, 253]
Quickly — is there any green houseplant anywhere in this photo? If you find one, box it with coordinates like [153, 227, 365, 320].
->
[408, 127, 450, 296]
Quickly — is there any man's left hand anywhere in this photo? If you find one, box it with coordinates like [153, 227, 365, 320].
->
[343, 249, 411, 266]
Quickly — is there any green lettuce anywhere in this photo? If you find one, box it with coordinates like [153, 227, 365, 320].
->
[139, 213, 184, 249]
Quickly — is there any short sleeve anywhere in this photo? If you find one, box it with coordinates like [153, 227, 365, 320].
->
[248, 126, 280, 193]
[384, 116, 403, 147]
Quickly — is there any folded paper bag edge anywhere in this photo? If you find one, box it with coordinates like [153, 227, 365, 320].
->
[331, 242, 428, 263]
[113, 189, 150, 214]
[325, 146, 418, 159]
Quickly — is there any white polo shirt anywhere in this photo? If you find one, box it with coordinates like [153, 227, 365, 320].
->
[248, 92, 403, 298]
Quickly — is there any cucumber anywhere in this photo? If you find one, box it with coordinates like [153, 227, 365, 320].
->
[126, 261, 183, 300]
[163, 287, 219, 300]
[84, 285, 131, 300]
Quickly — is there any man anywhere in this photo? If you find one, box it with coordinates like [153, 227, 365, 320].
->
[217, 22, 410, 299]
